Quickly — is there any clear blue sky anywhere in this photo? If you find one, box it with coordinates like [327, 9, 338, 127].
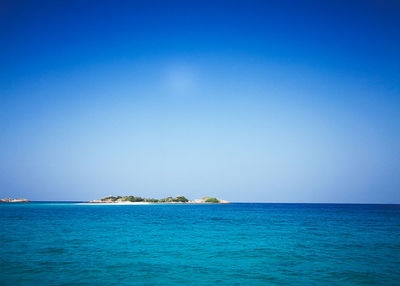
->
[1, 0, 399, 202]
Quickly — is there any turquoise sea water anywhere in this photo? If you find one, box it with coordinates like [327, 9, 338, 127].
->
[1, 203, 400, 285]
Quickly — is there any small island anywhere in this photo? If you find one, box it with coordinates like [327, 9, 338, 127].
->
[0, 198, 30, 203]
[83, 195, 230, 205]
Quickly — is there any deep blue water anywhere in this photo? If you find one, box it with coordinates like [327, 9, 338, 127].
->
[1, 203, 400, 285]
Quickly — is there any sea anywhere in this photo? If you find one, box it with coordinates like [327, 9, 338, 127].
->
[1, 203, 399, 285]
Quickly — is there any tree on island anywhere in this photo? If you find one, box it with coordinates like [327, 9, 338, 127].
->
[205, 197, 219, 203]
[174, 196, 189, 202]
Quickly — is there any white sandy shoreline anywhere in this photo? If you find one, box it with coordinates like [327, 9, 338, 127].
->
[76, 202, 153, 205]
[76, 196, 231, 205]
[75, 202, 228, 205]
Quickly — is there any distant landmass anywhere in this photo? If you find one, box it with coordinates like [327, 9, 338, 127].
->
[86, 196, 230, 204]
[0, 198, 30, 203]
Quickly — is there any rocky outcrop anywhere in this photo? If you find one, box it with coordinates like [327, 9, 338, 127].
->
[0, 198, 30, 203]
[87, 195, 230, 204]
[89, 195, 189, 203]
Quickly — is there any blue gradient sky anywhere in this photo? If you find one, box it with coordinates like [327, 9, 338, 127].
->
[1, 0, 399, 202]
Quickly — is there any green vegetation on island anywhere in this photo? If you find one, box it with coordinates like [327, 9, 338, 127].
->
[205, 197, 220, 203]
